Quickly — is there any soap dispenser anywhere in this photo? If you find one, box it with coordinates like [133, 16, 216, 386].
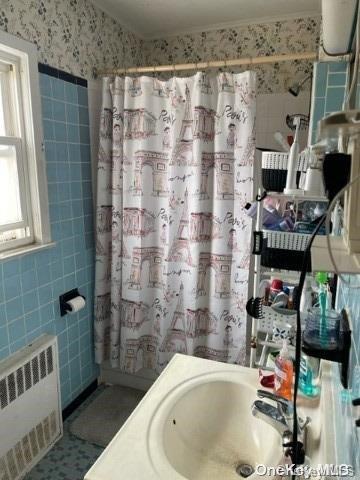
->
[274, 340, 293, 400]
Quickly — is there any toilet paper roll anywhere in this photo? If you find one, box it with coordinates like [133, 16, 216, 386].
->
[67, 296, 85, 314]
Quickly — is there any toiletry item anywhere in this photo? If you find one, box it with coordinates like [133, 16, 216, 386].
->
[259, 369, 275, 389]
[258, 279, 271, 304]
[304, 150, 326, 197]
[316, 271, 328, 286]
[313, 203, 326, 219]
[300, 278, 313, 320]
[244, 202, 289, 231]
[59, 288, 86, 316]
[284, 116, 303, 195]
[292, 285, 300, 310]
[298, 147, 310, 190]
[293, 218, 326, 235]
[331, 200, 342, 235]
[274, 340, 293, 400]
[243, 202, 257, 218]
[316, 272, 328, 347]
[299, 353, 320, 397]
[269, 279, 283, 304]
[263, 205, 283, 229]
[303, 308, 341, 350]
[272, 291, 289, 308]
[286, 286, 295, 309]
[274, 131, 290, 152]
[66, 296, 86, 314]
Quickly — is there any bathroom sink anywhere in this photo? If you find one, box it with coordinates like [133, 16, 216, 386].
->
[152, 380, 283, 479]
[85, 355, 334, 480]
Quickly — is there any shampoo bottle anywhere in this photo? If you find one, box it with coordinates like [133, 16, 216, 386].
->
[274, 340, 293, 400]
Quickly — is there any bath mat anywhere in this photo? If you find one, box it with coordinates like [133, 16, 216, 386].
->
[69, 385, 145, 447]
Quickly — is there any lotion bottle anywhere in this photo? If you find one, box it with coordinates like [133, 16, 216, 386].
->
[274, 340, 293, 400]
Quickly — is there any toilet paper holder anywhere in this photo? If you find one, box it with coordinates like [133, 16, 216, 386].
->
[59, 289, 86, 316]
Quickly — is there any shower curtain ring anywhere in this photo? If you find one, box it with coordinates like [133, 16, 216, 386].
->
[172, 64, 176, 73]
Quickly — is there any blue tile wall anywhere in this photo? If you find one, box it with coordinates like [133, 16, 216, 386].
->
[334, 276, 360, 475]
[310, 61, 348, 143]
[310, 62, 360, 474]
[0, 71, 98, 408]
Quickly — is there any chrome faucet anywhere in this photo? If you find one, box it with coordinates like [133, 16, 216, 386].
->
[252, 390, 310, 460]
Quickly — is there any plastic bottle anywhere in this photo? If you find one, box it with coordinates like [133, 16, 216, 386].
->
[269, 279, 283, 305]
[299, 353, 320, 397]
[300, 277, 313, 322]
[274, 340, 293, 400]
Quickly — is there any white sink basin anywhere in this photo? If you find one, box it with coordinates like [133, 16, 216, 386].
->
[85, 355, 335, 480]
[156, 380, 283, 479]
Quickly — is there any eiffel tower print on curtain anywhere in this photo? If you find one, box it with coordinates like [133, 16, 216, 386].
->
[167, 188, 193, 265]
[160, 283, 187, 354]
[171, 84, 193, 165]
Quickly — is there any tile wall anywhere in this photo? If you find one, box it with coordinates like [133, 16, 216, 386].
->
[334, 276, 360, 474]
[310, 61, 348, 143]
[310, 61, 360, 474]
[256, 91, 311, 151]
[0, 65, 98, 408]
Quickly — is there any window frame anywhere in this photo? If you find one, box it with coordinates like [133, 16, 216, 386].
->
[0, 137, 31, 232]
[0, 30, 52, 258]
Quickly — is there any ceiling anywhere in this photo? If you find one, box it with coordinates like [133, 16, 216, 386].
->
[91, 0, 321, 39]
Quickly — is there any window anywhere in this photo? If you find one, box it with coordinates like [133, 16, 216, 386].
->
[0, 31, 51, 257]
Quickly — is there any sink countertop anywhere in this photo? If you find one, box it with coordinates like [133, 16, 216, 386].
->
[85, 355, 336, 480]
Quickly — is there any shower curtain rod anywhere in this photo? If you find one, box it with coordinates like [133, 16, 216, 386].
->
[95, 51, 317, 76]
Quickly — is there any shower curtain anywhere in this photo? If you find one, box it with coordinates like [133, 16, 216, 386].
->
[94, 71, 256, 373]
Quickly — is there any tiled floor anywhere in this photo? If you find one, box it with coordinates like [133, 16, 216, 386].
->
[25, 388, 104, 480]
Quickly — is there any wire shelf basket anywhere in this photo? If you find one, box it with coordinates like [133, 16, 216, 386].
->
[247, 296, 297, 343]
[253, 230, 312, 271]
[261, 151, 308, 192]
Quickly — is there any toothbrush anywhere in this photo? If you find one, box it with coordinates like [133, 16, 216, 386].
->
[284, 115, 302, 194]
[319, 283, 327, 347]
[319, 285, 327, 347]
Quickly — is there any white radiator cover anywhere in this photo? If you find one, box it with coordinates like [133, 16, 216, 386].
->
[0, 334, 63, 480]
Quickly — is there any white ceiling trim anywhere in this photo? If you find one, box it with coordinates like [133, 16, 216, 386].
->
[144, 11, 322, 40]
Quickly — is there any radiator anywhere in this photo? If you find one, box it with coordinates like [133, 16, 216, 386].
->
[0, 334, 63, 480]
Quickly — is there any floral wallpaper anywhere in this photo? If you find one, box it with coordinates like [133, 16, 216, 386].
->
[0, 0, 144, 78]
[142, 16, 320, 94]
[0, 2, 319, 93]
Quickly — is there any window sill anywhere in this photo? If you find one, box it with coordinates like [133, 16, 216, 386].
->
[0, 241, 56, 261]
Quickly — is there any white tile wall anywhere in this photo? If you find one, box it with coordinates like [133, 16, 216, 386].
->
[256, 91, 311, 151]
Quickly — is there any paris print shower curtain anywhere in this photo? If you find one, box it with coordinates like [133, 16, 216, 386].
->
[94, 71, 256, 373]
